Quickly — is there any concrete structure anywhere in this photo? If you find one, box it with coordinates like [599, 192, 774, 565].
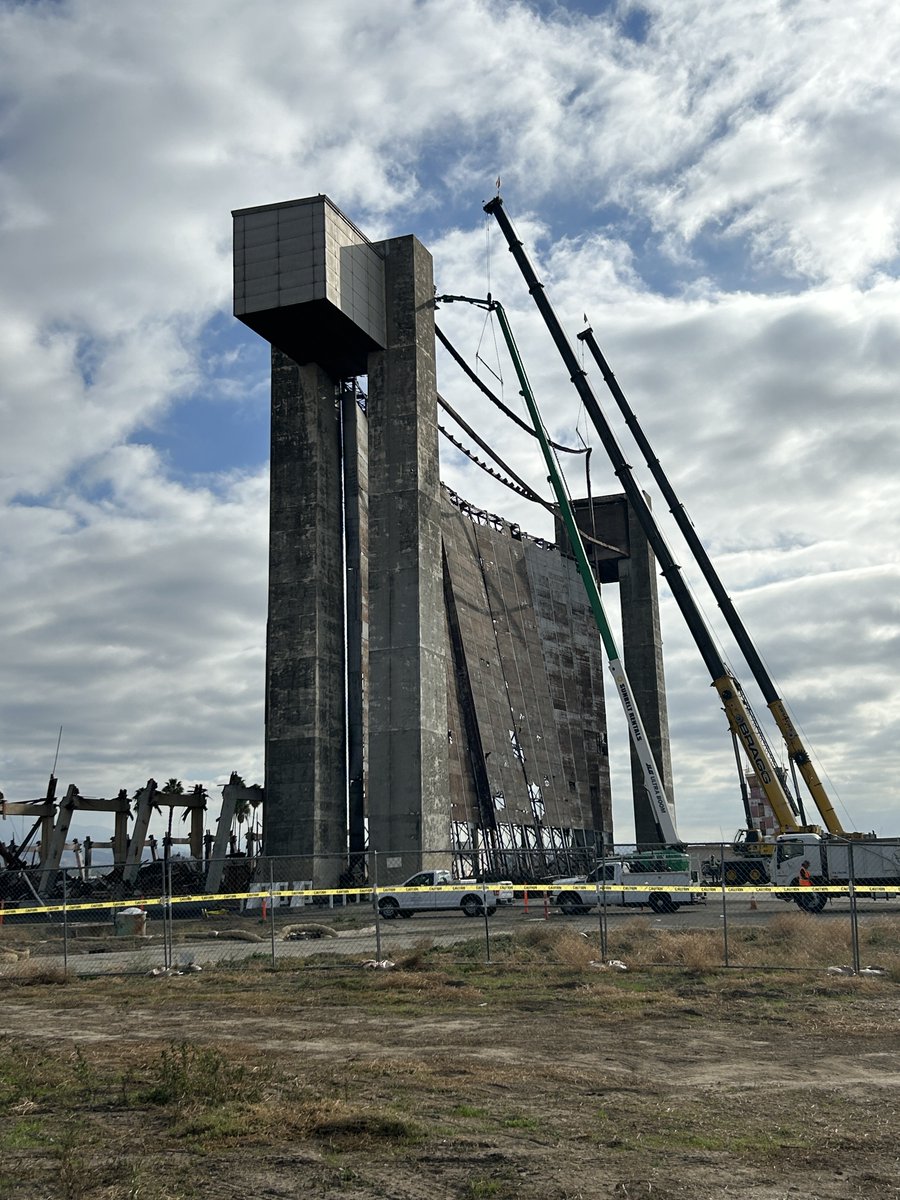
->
[565, 495, 675, 848]
[265, 353, 346, 871]
[233, 194, 673, 879]
[234, 197, 450, 879]
[234, 195, 386, 377]
[365, 236, 448, 873]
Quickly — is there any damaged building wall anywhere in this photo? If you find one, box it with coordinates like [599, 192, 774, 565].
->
[442, 492, 611, 874]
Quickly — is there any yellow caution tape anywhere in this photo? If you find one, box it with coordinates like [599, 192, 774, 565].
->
[3, 881, 900, 919]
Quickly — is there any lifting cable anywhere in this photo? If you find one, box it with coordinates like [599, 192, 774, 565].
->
[435, 331, 623, 557]
[435, 324, 586, 455]
[437, 391, 543, 503]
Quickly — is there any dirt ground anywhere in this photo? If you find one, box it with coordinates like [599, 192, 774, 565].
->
[2, 954, 900, 1200]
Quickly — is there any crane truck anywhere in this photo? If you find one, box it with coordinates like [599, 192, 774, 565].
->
[772, 834, 900, 913]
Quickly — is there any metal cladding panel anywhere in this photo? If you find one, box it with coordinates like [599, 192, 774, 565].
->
[441, 493, 611, 839]
[233, 195, 386, 377]
[324, 208, 387, 347]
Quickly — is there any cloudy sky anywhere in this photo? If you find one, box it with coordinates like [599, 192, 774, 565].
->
[2, 0, 899, 852]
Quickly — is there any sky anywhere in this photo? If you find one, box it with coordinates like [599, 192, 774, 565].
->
[1, 0, 899, 854]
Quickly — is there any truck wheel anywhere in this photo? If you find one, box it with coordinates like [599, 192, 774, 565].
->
[558, 893, 586, 916]
[746, 864, 767, 885]
[648, 893, 676, 915]
[378, 898, 399, 919]
[461, 894, 484, 917]
[796, 890, 828, 914]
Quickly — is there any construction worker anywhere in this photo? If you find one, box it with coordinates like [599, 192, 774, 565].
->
[799, 860, 813, 887]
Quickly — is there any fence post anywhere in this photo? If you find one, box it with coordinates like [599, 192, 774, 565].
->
[720, 842, 730, 968]
[373, 850, 382, 962]
[62, 867, 69, 978]
[481, 877, 491, 963]
[848, 842, 860, 975]
[163, 859, 172, 971]
[269, 859, 277, 969]
[597, 846, 608, 963]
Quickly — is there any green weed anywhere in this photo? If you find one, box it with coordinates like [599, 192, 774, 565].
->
[453, 1103, 490, 1118]
[141, 1042, 265, 1108]
[464, 1176, 522, 1199]
[311, 1110, 425, 1146]
[0, 1117, 47, 1150]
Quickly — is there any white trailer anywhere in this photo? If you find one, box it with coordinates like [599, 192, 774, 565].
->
[773, 833, 900, 912]
[548, 858, 701, 916]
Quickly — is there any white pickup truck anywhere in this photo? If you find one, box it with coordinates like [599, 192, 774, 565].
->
[377, 869, 499, 919]
[548, 858, 699, 915]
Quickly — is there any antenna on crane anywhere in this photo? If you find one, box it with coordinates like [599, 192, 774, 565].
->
[51, 726, 63, 778]
[44, 725, 63, 805]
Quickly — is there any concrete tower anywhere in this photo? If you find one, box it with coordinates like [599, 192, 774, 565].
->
[233, 196, 447, 877]
[233, 193, 672, 878]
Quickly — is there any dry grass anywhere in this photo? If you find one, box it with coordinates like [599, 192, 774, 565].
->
[544, 912, 900, 977]
[6, 908, 900, 991]
[2, 933, 899, 1199]
[3, 962, 69, 986]
[511, 923, 598, 969]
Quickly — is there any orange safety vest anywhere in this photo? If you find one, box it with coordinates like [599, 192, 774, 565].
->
[799, 866, 812, 887]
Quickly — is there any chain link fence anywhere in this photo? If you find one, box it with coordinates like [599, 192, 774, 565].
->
[1, 843, 898, 980]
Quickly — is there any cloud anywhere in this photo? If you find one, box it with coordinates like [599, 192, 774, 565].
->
[0, 447, 267, 822]
[1, 0, 899, 849]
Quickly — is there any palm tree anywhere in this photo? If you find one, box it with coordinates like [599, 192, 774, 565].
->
[233, 795, 251, 853]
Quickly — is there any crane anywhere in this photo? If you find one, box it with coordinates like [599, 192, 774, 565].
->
[483, 196, 812, 839]
[576, 325, 845, 836]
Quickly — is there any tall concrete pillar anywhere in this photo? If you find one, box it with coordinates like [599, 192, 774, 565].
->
[234, 195, 388, 878]
[265, 350, 346, 875]
[366, 236, 449, 869]
[566, 493, 675, 847]
[617, 501, 675, 847]
[342, 385, 369, 865]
